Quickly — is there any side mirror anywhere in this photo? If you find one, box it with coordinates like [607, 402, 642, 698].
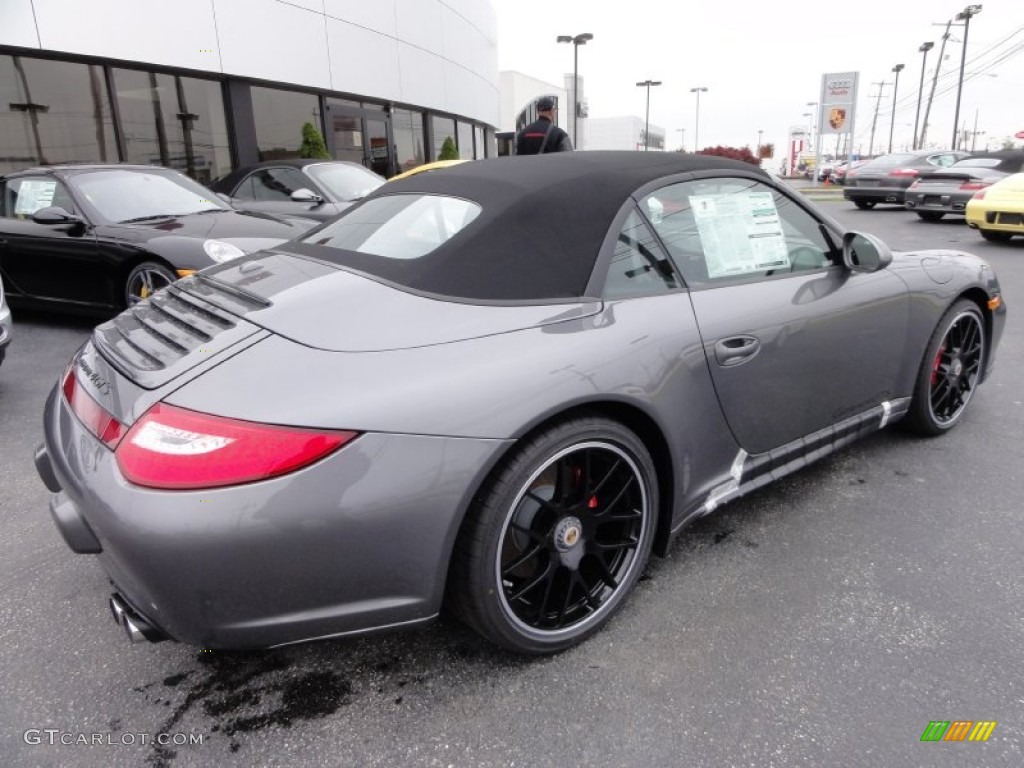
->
[842, 231, 892, 273]
[291, 188, 323, 205]
[31, 206, 83, 228]
[215, 192, 233, 205]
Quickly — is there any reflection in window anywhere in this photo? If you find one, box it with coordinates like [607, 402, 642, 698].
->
[0, 55, 118, 174]
[251, 86, 322, 161]
[457, 121, 473, 159]
[112, 69, 230, 184]
[392, 108, 425, 175]
[235, 168, 308, 201]
[473, 126, 484, 159]
[431, 115, 455, 161]
[604, 210, 678, 298]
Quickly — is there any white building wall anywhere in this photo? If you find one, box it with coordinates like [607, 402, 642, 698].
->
[499, 71, 568, 134]
[587, 116, 665, 151]
[0, 0, 499, 125]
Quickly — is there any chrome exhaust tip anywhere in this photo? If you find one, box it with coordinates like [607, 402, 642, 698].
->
[109, 594, 168, 644]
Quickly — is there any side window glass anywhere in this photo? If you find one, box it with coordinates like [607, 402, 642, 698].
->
[233, 176, 257, 201]
[640, 177, 835, 287]
[603, 209, 679, 299]
[251, 169, 293, 201]
[270, 168, 309, 195]
[2, 177, 75, 219]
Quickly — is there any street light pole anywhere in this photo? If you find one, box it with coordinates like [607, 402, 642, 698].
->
[913, 42, 934, 149]
[676, 127, 686, 152]
[951, 4, 982, 150]
[888, 63, 904, 153]
[690, 87, 708, 151]
[557, 33, 593, 149]
[757, 128, 763, 156]
[636, 80, 661, 150]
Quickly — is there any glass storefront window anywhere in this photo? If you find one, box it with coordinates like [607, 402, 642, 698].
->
[112, 69, 230, 184]
[457, 121, 473, 160]
[473, 126, 484, 159]
[392, 108, 424, 176]
[431, 116, 455, 161]
[0, 55, 118, 174]
[251, 86, 322, 162]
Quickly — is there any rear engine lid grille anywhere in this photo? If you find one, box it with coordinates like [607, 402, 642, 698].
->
[93, 284, 265, 390]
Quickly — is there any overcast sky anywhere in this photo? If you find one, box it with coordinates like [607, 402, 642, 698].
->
[492, 0, 1023, 157]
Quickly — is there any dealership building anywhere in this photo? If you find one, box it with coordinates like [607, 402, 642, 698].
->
[0, 0, 501, 182]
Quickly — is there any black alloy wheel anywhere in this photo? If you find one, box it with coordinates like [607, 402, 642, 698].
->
[904, 299, 986, 436]
[125, 261, 177, 307]
[854, 200, 877, 210]
[916, 211, 946, 222]
[449, 417, 657, 654]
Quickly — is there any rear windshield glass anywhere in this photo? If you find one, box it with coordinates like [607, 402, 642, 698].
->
[953, 158, 1000, 168]
[864, 154, 916, 168]
[303, 194, 480, 260]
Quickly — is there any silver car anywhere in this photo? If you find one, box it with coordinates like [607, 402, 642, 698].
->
[0, 273, 11, 368]
[35, 152, 1006, 654]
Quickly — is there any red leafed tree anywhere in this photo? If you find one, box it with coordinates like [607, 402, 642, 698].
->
[696, 145, 761, 166]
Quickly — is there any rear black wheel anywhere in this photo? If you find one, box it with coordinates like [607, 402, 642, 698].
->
[915, 211, 945, 222]
[903, 300, 986, 436]
[979, 230, 1012, 243]
[854, 200, 877, 210]
[448, 416, 657, 654]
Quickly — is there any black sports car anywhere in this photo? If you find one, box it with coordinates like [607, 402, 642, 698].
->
[905, 150, 1024, 221]
[0, 164, 315, 314]
[210, 159, 385, 222]
[843, 150, 968, 209]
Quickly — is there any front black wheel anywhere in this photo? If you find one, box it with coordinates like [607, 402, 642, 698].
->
[979, 230, 1012, 243]
[903, 300, 986, 436]
[854, 200, 877, 210]
[125, 261, 177, 308]
[916, 211, 945, 222]
[448, 417, 657, 654]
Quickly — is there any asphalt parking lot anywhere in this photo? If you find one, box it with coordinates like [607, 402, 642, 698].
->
[1, 199, 1022, 767]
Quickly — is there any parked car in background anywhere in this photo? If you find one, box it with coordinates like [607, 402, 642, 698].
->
[830, 159, 867, 186]
[211, 159, 385, 222]
[966, 171, 1024, 242]
[843, 150, 969, 209]
[36, 152, 1005, 655]
[0, 274, 10, 369]
[0, 165, 314, 314]
[905, 150, 1024, 221]
[388, 159, 468, 182]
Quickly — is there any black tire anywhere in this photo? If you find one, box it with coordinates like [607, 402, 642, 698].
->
[854, 200, 876, 210]
[448, 416, 658, 654]
[903, 300, 986, 436]
[125, 261, 177, 308]
[979, 230, 1012, 243]
[915, 211, 945, 222]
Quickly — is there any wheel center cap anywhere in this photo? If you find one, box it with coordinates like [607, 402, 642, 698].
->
[951, 359, 963, 377]
[554, 516, 583, 552]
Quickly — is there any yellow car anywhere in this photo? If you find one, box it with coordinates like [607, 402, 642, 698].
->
[389, 159, 467, 182]
[966, 171, 1024, 242]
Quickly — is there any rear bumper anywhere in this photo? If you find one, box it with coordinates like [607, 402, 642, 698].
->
[843, 186, 908, 204]
[904, 191, 971, 214]
[38, 384, 511, 648]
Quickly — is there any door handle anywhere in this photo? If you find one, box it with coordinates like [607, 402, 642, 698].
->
[714, 335, 761, 366]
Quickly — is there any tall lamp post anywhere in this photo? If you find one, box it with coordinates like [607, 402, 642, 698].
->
[913, 42, 934, 149]
[952, 4, 982, 150]
[888, 63, 905, 153]
[690, 86, 708, 151]
[556, 33, 593, 149]
[636, 80, 661, 151]
[756, 128, 763, 157]
[676, 127, 686, 152]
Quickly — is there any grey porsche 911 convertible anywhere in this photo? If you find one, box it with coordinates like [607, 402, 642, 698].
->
[35, 152, 1006, 654]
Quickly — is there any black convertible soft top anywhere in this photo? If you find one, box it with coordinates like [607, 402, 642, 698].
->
[300, 151, 767, 301]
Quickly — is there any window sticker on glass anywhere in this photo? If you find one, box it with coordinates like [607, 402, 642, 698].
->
[14, 180, 58, 215]
[689, 191, 790, 278]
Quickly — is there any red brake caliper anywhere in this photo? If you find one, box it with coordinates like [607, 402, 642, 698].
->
[930, 344, 945, 385]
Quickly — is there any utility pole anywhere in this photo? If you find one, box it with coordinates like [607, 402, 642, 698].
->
[919, 21, 952, 149]
[867, 81, 889, 157]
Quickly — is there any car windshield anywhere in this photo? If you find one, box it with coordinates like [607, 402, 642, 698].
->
[70, 169, 230, 223]
[306, 163, 385, 202]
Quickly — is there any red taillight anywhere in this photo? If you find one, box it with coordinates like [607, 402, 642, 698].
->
[115, 403, 358, 490]
[62, 367, 126, 449]
[889, 168, 919, 177]
[972, 190, 987, 201]
[959, 181, 989, 191]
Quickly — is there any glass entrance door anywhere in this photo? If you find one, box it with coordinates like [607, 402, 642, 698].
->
[324, 100, 393, 177]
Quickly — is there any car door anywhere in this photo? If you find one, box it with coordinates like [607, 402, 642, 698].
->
[0, 175, 102, 305]
[230, 167, 333, 219]
[640, 176, 911, 455]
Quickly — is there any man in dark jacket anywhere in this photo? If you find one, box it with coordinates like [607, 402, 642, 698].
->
[515, 96, 573, 155]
